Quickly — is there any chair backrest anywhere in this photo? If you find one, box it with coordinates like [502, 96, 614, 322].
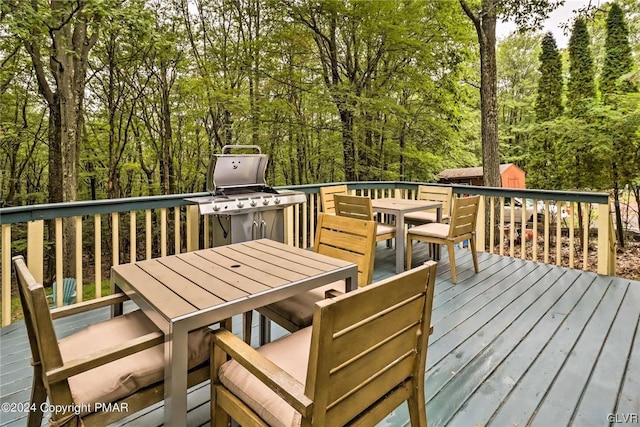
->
[306, 261, 437, 426]
[319, 184, 348, 214]
[416, 185, 453, 216]
[448, 195, 481, 239]
[333, 194, 374, 221]
[13, 256, 72, 400]
[52, 277, 77, 306]
[314, 213, 376, 288]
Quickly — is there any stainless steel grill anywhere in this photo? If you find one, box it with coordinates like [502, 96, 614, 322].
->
[185, 145, 306, 246]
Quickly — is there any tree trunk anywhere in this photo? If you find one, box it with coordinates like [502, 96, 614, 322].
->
[612, 171, 625, 247]
[478, 5, 501, 189]
[339, 107, 356, 181]
[460, 0, 502, 244]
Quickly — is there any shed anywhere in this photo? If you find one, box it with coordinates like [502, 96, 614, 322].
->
[437, 163, 526, 188]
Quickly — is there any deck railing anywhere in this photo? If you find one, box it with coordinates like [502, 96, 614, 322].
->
[0, 182, 614, 326]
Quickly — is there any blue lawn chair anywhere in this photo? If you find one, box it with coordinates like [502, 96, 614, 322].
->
[48, 278, 77, 308]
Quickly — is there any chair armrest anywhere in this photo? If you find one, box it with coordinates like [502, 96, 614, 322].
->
[50, 293, 130, 320]
[46, 331, 164, 384]
[213, 329, 313, 417]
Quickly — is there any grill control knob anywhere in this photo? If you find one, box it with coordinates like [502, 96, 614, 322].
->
[250, 199, 257, 207]
[274, 198, 281, 205]
[236, 199, 244, 208]
[262, 197, 269, 206]
[212, 204, 221, 212]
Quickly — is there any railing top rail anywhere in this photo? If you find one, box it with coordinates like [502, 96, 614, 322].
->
[0, 192, 211, 225]
[0, 182, 609, 225]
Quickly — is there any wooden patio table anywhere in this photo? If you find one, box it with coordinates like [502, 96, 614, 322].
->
[110, 238, 358, 427]
[371, 198, 443, 273]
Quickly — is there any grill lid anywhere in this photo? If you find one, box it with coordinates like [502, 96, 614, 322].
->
[206, 145, 268, 193]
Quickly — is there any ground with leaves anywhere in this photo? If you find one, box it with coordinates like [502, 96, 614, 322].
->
[496, 237, 640, 281]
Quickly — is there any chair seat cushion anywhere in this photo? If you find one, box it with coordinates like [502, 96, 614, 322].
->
[263, 280, 345, 328]
[408, 222, 450, 239]
[58, 310, 211, 411]
[219, 327, 312, 427]
[404, 211, 450, 224]
[376, 223, 396, 236]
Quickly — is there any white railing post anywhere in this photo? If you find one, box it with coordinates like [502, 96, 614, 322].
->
[186, 205, 200, 252]
[75, 216, 83, 302]
[27, 220, 44, 284]
[597, 203, 613, 275]
[284, 205, 294, 246]
[2, 224, 11, 326]
[476, 196, 486, 252]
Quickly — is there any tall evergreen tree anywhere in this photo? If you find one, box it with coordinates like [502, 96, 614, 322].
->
[602, 3, 635, 96]
[567, 17, 595, 115]
[565, 16, 597, 243]
[601, 3, 638, 247]
[535, 32, 563, 121]
[529, 32, 563, 190]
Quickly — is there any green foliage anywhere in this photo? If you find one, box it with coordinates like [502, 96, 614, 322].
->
[602, 3, 636, 96]
[497, 31, 542, 169]
[3, 0, 639, 209]
[567, 17, 596, 115]
[535, 32, 563, 120]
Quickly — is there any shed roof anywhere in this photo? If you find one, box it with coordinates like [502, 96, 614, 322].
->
[437, 163, 517, 180]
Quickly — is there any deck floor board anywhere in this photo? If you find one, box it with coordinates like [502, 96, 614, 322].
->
[1, 242, 638, 427]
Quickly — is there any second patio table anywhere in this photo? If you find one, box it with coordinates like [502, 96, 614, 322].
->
[371, 198, 443, 273]
[110, 238, 358, 427]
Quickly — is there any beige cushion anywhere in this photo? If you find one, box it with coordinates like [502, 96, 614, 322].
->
[376, 223, 396, 236]
[58, 310, 211, 411]
[264, 280, 345, 328]
[404, 211, 450, 224]
[219, 327, 312, 427]
[408, 222, 450, 239]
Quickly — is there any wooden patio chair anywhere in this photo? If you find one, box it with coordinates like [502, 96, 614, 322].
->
[407, 195, 480, 284]
[333, 194, 396, 244]
[47, 277, 77, 308]
[404, 185, 453, 226]
[13, 255, 215, 427]
[243, 213, 376, 344]
[319, 184, 348, 214]
[211, 261, 437, 427]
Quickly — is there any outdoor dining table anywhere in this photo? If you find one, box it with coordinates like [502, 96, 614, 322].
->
[371, 198, 443, 273]
[110, 238, 358, 427]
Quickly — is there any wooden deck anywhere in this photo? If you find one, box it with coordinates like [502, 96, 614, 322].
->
[1, 242, 639, 426]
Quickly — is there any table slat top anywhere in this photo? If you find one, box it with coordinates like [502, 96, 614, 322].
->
[371, 198, 442, 212]
[111, 239, 355, 322]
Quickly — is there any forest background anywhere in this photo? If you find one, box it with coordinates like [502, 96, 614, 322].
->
[1, 0, 639, 212]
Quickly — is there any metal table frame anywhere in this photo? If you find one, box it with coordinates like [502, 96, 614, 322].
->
[371, 198, 443, 273]
[110, 239, 358, 426]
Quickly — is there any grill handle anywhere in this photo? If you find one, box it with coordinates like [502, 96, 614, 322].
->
[252, 221, 259, 240]
[221, 145, 261, 154]
[260, 219, 267, 239]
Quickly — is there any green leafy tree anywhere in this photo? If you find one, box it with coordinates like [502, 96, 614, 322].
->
[567, 17, 596, 115]
[497, 31, 541, 170]
[535, 32, 563, 120]
[602, 3, 635, 96]
[458, 0, 562, 190]
[601, 3, 638, 246]
[4, 0, 116, 277]
[527, 32, 563, 189]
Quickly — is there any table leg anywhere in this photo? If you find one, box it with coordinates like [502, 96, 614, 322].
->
[259, 315, 271, 346]
[164, 324, 188, 426]
[432, 206, 442, 261]
[395, 213, 405, 274]
[111, 281, 123, 317]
